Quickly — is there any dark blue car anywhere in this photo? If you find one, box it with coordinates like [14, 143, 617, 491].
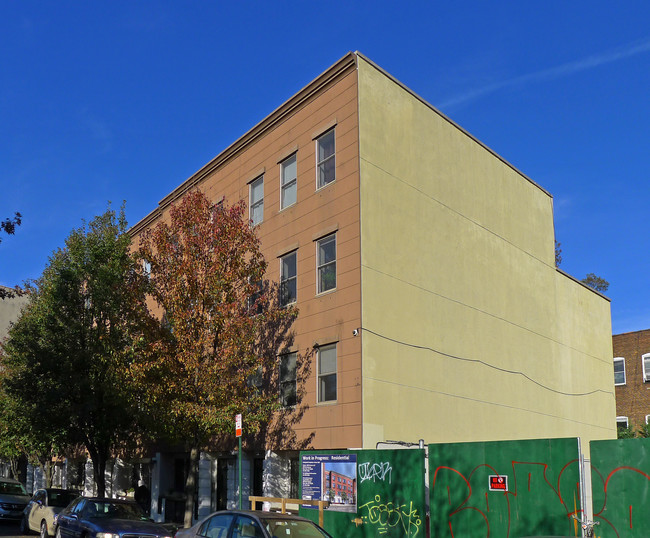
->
[54, 498, 172, 538]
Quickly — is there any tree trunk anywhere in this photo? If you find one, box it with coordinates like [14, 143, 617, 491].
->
[184, 446, 199, 528]
[89, 449, 107, 497]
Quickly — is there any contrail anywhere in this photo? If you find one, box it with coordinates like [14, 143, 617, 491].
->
[438, 38, 650, 110]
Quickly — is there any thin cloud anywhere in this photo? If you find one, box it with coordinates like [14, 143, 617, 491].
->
[438, 37, 650, 110]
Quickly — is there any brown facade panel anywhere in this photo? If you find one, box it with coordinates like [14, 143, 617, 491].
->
[130, 59, 362, 451]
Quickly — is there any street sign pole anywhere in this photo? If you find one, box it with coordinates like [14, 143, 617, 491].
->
[236, 414, 242, 509]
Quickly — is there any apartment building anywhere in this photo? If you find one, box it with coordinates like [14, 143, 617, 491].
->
[129, 52, 615, 516]
[612, 329, 650, 433]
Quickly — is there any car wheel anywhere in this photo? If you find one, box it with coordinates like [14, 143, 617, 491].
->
[40, 521, 48, 538]
[19, 517, 28, 535]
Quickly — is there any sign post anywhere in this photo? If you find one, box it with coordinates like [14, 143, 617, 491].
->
[236, 414, 242, 509]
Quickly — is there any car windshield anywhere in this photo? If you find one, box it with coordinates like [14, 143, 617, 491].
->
[0, 481, 28, 495]
[86, 501, 146, 520]
[261, 518, 329, 537]
[49, 491, 78, 508]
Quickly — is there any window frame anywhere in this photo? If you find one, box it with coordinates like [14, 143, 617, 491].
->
[616, 416, 629, 429]
[279, 352, 297, 408]
[280, 153, 297, 210]
[317, 343, 337, 403]
[279, 251, 297, 306]
[316, 128, 336, 189]
[316, 233, 336, 294]
[614, 357, 626, 386]
[249, 175, 264, 226]
[643, 353, 650, 382]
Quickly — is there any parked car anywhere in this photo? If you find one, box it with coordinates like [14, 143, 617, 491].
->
[0, 477, 30, 521]
[20, 488, 79, 537]
[54, 497, 172, 538]
[174, 510, 333, 538]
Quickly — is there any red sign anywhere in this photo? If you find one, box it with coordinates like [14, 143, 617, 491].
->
[489, 475, 508, 491]
[235, 414, 242, 437]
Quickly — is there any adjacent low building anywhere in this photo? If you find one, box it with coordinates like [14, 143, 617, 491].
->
[612, 329, 650, 433]
[128, 52, 615, 520]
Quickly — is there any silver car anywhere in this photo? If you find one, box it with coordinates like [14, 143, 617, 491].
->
[21, 488, 79, 537]
[0, 477, 30, 521]
[174, 510, 332, 538]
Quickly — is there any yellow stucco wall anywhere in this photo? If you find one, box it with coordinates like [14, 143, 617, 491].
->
[356, 56, 615, 451]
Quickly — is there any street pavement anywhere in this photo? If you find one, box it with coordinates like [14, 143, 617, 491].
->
[0, 521, 21, 537]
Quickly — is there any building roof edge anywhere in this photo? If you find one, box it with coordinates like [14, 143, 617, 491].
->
[129, 52, 358, 237]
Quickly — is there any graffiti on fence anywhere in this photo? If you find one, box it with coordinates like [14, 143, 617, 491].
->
[431, 460, 579, 537]
[358, 495, 422, 537]
[359, 461, 393, 484]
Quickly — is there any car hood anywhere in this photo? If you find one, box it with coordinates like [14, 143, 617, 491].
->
[88, 518, 170, 535]
[0, 494, 30, 503]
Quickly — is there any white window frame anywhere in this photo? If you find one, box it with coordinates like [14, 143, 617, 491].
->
[646, 415, 650, 425]
[316, 233, 336, 294]
[280, 154, 297, 210]
[316, 128, 335, 189]
[643, 353, 650, 382]
[279, 352, 297, 408]
[279, 251, 297, 306]
[317, 343, 337, 403]
[249, 175, 264, 225]
[616, 416, 629, 429]
[614, 357, 626, 386]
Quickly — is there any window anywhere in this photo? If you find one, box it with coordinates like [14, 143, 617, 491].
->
[280, 252, 297, 306]
[280, 154, 297, 209]
[646, 415, 650, 425]
[233, 516, 265, 538]
[317, 343, 337, 402]
[317, 234, 336, 293]
[316, 128, 335, 188]
[199, 514, 235, 538]
[142, 260, 151, 278]
[249, 175, 264, 225]
[614, 357, 626, 385]
[617, 416, 629, 430]
[279, 352, 297, 407]
[643, 353, 650, 382]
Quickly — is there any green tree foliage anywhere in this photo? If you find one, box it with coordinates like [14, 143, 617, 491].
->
[0, 205, 153, 496]
[133, 190, 297, 526]
[617, 425, 636, 439]
[581, 272, 610, 293]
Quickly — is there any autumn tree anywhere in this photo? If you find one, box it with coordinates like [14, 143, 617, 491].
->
[0, 204, 154, 496]
[133, 190, 297, 526]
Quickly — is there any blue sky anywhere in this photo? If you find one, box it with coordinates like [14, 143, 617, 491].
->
[1, 2, 649, 335]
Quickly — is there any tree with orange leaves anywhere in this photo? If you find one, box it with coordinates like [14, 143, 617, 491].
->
[133, 190, 297, 526]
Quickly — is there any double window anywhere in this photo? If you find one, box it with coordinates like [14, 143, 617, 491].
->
[249, 175, 264, 225]
[614, 357, 626, 385]
[317, 234, 336, 293]
[280, 352, 297, 407]
[316, 129, 335, 188]
[280, 251, 297, 306]
[280, 154, 297, 209]
[318, 343, 337, 403]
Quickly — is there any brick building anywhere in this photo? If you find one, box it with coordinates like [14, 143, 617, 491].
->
[612, 329, 650, 432]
